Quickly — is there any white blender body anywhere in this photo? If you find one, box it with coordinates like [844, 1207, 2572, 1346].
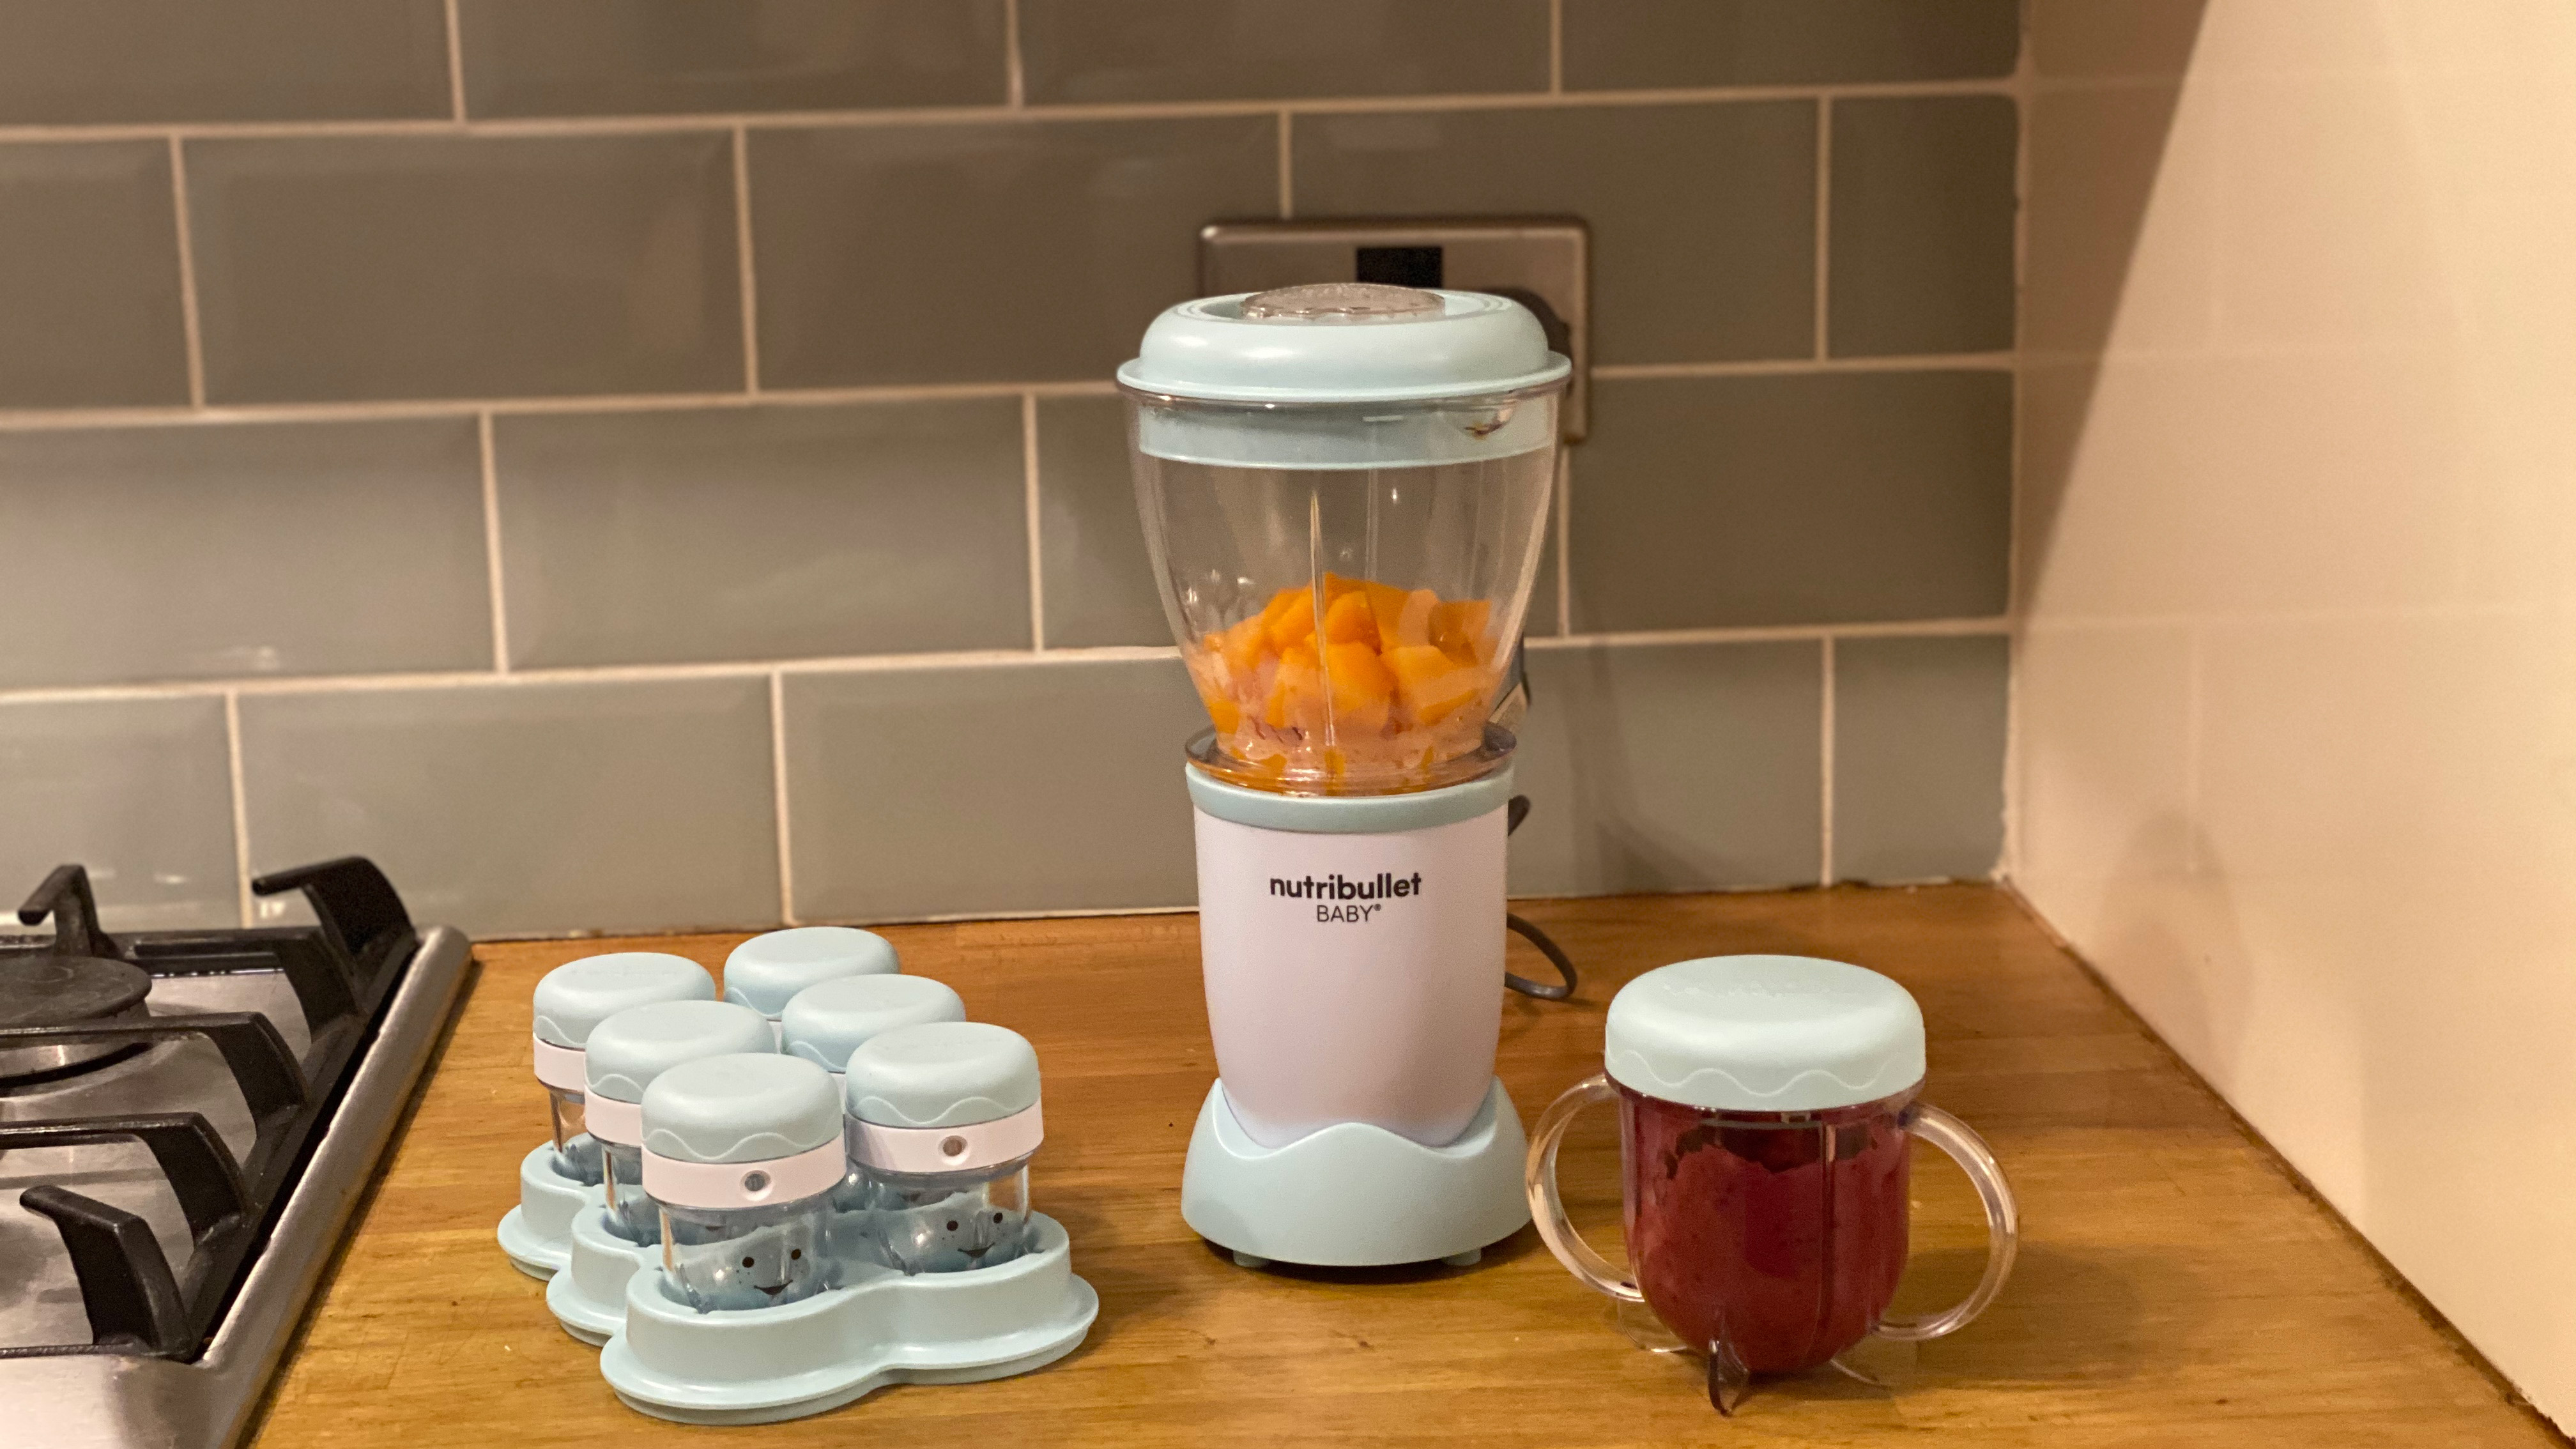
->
[1120, 283, 1568, 1268]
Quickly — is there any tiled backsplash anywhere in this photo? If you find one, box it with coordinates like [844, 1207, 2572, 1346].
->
[0, 0, 2019, 937]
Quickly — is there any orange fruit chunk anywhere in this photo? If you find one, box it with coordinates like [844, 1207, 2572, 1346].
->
[1324, 640, 1394, 732]
[1264, 643, 1325, 730]
[1218, 615, 1267, 675]
[1322, 590, 1377, 645]
[1432, 599, 1491, 665]
[1262, 586, 1318, 651]
[1385, 644, 1485, 726]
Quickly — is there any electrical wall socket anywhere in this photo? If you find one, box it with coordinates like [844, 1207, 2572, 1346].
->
[1198, 218, 1590, 441]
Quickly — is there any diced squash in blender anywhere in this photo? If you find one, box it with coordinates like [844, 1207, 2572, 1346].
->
[1386, 644, 1483, 725]
[1202, 691, 1243, 734]
[1218, 615, 1267, 675]
[1432, 599, 1491, 664]
[1262, 588, 1318, 650]
[1324, 640, 1394, 732]
[1322, 590, 1377, 645]
[1322, 572, 1366, 600]
[1264, 643, 1325, 729]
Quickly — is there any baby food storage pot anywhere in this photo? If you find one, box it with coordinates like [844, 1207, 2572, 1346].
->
[531, 953, 714, 1184]
[724, 926, 900, 1043]
[1525, 956, 2019, 1413]
[643, 1053, 845, 1312]
[844, 1022, 1043, 1275]
[585, 1000, 774, 1243]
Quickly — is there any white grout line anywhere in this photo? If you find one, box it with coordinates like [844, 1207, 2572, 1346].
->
[1002, 0, 1025, 109]
[1813, 96, 1833, 360]
[442, 0, 468, 122]
[0, 77, 2022, 146]
[0, 378, 1123, 433]
[1818, 636, 1837, 886]
[732, 125, 760, 393]
[1275, 111, 1293, 218]
[769, 671, 798, 926]
[224, 691, 253, 928]
[478, 412, 511, 671]
[1022, 392, 1046, 650]
[0, 645, 1192, 707]
[0, 619, 2022, 710]
[1593, 352, 2012, 381]
[1548, 0, 1565, 94]
[165, 137, 206, 408]
[1527, 617, 2012, 651]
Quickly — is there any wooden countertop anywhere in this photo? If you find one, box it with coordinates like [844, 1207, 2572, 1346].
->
[249, 887, 2557, 1447]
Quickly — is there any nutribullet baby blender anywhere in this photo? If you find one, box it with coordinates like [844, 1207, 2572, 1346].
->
[1121, 283, 1568, 1268]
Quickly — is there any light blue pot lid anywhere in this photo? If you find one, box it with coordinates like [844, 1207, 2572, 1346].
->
[846, 1022, 1040, 1130]
[1117, 288, 1570, 406]
[585, 999, 774, 1103]
[1604, 956, 1925, 1113]
[781, 974, 967, 1073]
[723, 926, 900, 1017]
[643, 1053, 842, 1165]
[532, 952, 714, 1048]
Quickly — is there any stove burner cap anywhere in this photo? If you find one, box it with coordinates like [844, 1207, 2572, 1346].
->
[0, 953, 151, 1030]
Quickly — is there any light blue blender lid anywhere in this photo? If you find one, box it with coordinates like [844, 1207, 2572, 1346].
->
[844, 1022, 1041, 1130]
[642, 1054, 843, 1165]
[532, 952, 714, 1048]
[781, 975, 967, 1073]
[1117, 286, 1570, 470]
[723, 926, 899, 1018]
[1605, 956, 1926, 1112]
[585, 999, 775, 1103]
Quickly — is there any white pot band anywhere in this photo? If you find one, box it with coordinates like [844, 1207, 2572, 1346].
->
[848, 1101, 1043, 1175]
[641, 1139, 844, 1211]
[584, 1094, 643, 1147]
[532, 1036, 585, 1092]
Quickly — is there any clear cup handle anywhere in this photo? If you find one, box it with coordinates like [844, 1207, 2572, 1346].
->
[1523, 1073, 1644, 1304]
[1873, 1103, 2019, 1342]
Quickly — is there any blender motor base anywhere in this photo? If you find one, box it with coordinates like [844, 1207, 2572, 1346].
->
[1182, 1078, 1530, 1269]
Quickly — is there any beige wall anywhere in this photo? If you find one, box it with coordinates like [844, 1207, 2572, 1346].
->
[2016, 0, 2576, 1426]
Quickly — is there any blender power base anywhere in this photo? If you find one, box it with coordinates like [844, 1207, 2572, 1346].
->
[1181, 1077, 1531, 1268]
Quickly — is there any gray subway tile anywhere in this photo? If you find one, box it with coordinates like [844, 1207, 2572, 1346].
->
[1038, 395, 1168, 648]
[785, 660, 1201, 919]
[1294, 103, 1814, 365]
[1568, 372, 2010, 631]
[1829, 96, 2020, 358]
[1020, 0, 1547, 104]
[0, 1, 449, 125]
[1563, 0, 2018, 89]
[458, 0, 1006, 118]
[0, 419, 490, 687]
[1832, 634, 2007, 884]
[1508, 640, 1821, 896]
[752, 118, 1275, 387]
[0, 142, 190, 409]
[496, 400, 1028, 669]
[239, 678, 777, 937]
[188, 134, 742, 404]
[0, 696, 238, 932]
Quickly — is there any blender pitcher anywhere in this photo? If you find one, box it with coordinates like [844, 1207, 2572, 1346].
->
[1525, 956, 2018, 1413]
[1124, 284, 1568, 1267]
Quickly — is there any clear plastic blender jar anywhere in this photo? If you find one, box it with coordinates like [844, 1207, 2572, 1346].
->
[1122, 284, 1566, 797]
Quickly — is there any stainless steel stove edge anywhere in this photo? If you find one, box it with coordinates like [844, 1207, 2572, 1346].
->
[7, 926, 473, 1449]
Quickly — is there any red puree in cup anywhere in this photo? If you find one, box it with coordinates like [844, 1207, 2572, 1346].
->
[1620, 1087, 1913, 1373]
[1529, 956, 2016, 1410]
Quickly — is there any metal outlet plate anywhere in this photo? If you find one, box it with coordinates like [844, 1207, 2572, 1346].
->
[1199, 218, 1590, 440]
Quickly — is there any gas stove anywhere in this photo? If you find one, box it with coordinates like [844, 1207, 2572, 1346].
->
[0, 857, 470, 1449]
